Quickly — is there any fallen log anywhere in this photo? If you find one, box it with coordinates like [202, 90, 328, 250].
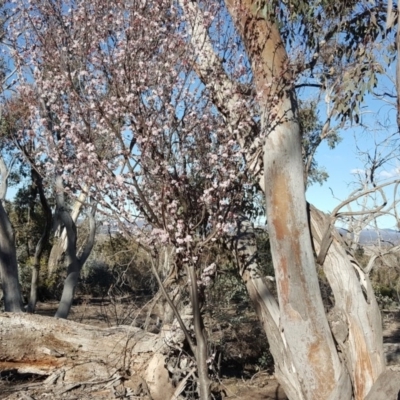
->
[0, 313, 179, 400]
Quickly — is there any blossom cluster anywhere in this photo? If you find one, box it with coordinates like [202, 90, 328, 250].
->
[8, 0, 257, 279]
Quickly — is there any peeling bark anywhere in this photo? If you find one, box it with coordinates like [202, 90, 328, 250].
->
[231, 217, 302, 399]
[310, 206, 385, 399]
[181, 2, 385, 398]
[223, 3, 349, 398]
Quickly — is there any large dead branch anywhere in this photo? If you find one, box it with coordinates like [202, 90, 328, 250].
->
[0, 313, 178, 400]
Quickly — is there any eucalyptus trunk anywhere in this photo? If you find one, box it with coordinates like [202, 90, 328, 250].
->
[55, 210, 95, 319]
[224, 2, 384, 399]
[0, 157, 23, 312]
[0, 202, 23, 312]
[47, 188, 88, 278]
[27, 170, 52, 313]
[54, 177, 96, 319]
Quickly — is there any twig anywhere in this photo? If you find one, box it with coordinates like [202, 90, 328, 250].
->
[56, 374, 121, 395]
[170, 367, 196, 400]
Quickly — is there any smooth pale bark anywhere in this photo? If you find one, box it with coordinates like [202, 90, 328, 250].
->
[310, 206, 385, 399]
[181, 2, 385, 399]
[224, 3, 348, 398]
[231, 217, 303, 399]
[47, 188, 88, 278]
[54, 177, 96, 319]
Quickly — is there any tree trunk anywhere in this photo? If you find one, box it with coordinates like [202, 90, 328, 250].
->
[225, 5, 347, 399]
[54, 177, 96, 319]
[150, 253, 211, 400]
[47, 188, 88, 278]
[55, 211, 96, 319]
[0, 202, 23, 313]
[0, 313, 177, 400]
[181, 2, 386, 398]
[187, 264, 211, 400]
[0, 157, 23, 313]
[231, 217, 305, 399]
[309, 206, 385, 399]
[27, 170, 53, 313]
[46, 235, 64, 279]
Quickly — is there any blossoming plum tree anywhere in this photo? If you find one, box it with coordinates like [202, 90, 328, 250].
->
[6, 0, 398, 399]
[9, 1, 257, 397]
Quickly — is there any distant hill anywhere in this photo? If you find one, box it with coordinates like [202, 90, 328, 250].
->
[93, 219, 400, 247]
[338, 228, 400, 246]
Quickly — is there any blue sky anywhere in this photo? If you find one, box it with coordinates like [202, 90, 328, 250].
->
[3, 3, 399, 231]
[306, 134, 366, 212]
[306, 89, 400, 229]
[6, 94, 398, 229]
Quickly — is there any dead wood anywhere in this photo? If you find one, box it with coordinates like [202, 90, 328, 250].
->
[0, 313, 178, 400]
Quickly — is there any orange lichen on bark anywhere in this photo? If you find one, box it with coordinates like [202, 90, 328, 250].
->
[307, 337, 336, 398]
[0, 357, 63, 372]
[351, 321, 374, 400]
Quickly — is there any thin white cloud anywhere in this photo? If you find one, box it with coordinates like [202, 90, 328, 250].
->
[350, 168, 365, 175]
[379, 168, 400, 179]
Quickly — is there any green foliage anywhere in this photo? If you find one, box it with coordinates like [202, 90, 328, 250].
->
[369, 253, 400, 310]
[4, 186, 51, 267]
[373, 284, 397, 310]
[257, 350, 274, 372]
[79, 262, 115, 297]
[353, 245, 368, 268]
[277, 1, 391, 126]
[208, 267, 248, 307]
[82, 233, 155, 297]
[374, 284, 395, 299]
[255, 229, 274, 277]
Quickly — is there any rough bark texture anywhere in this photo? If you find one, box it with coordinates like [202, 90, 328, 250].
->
[0, 203, 23, 313]
[309, 206, 385, 399]
[0, 158, 23, 313]
[0, 313, 176, 400]
[27, 170, 53, 314]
